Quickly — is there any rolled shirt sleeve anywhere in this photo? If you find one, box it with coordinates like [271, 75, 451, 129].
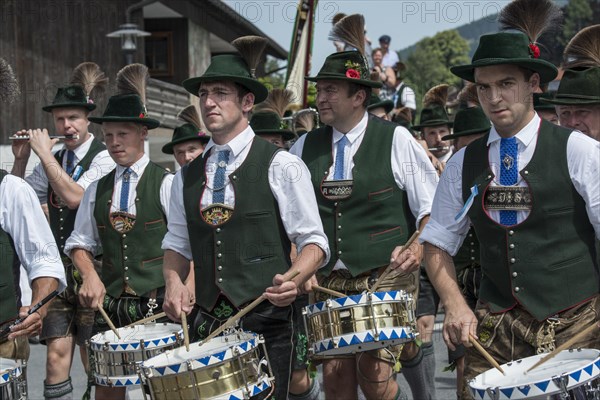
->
[1, 175, 66, 292]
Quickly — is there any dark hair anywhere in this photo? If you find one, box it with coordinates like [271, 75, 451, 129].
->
[234, 83, 251, 103]
[347, 83, 372, 108]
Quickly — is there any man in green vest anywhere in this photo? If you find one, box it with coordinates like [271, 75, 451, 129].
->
[10, 62, 114, 400]
[419, 1, 600, 398]
[64, 64, 173, 400]
[1, 56, 66, 380]
[162, 35, 328, 400]
[290, 14, 438, 400]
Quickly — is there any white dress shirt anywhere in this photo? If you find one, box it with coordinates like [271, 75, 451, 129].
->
[64, 154, 173, 257]
[290, 112, 438, 270]
[0, 174, 67, 292]
[26, 133, 115, 203]
[420, 113, 600, 256]
[162, 126, 331, 265]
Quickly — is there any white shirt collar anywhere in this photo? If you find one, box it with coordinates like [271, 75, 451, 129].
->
[332, 112, 369, 144]
[487, 113, 541, 148]
[63, 133, 96, 160]
[203, 125, 255, 158]
[116, 153, 149, 178]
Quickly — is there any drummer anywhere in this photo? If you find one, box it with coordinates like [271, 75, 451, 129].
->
[289, 14, 437, 400]
[64, 64, 173, 400]
[419, 0, 600, 397]
[0, 57, 67, 369]
[161, 35, 329, 400]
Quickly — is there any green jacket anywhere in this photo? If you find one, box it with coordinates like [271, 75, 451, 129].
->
[0, 170, 20, 324]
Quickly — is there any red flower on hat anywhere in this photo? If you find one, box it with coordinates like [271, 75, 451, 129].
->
[346, 69, 360, 79]
[197, 131, 207, 137]
[139, 112, 146, 118]
[529, 44, 540, 59]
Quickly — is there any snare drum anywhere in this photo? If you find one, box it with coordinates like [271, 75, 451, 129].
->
[0, 358, 26, 400]
[469, 348, 600, 399]
[88, 323, 183, 387]
[140, 331, 273, 400]
[303, 290, 416, 357]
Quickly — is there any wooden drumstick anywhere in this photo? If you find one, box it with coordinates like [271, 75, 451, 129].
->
[97, 303, 121, 339]
[181, 311, 190, 352]
[469, 334, 504, 375]
[312, 285, 346, 298]
[202, 270, 301, 343]
[124, 311, 167, 328]
[369, 230, 421, 293]
[526, 323, 598, 373]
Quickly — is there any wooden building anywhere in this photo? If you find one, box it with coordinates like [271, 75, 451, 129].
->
[0, 0, 287, 170]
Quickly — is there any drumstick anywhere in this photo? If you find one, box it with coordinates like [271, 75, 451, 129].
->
[313, 285, 346, 298]
[202, 270, 301, 343]
[124, 311, 167, 328]
[369, 230, 420, 293]
[469, 334, 504, 375]
[526, 323, 598, 373]
[97, 303, 121, 339]
[181, 311, 190, 352]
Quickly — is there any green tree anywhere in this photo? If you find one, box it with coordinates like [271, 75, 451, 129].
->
[258, 56, 286, 91]
[404, 30, 470, 106]
[560, 0, 594, 47]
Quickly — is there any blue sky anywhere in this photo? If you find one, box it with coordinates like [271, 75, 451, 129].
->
[223, 0, 509, 74]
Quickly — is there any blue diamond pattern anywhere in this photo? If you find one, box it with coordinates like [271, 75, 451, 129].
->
[595, 360, 600, 369]
[349, 294, 362, 304]
[131, 343, 139, 349]
[350, 335, 362, 345]
[364, 333, 374, 342]
[518, 385, 531, 396]
[389, 330, 400, 339]
[152, 339, 161, 346]
[374, 292, 386, 301]
[214, 351, 226, 361]
[584, 365, 594, 376]
[198, 356, 210, 366]
[570, 370, 581, 382]
[379, 331, 389, 340]
[334, 297, 347, 307]
[500, 388, 514, 398]
[253, 385, 261, 396]
[110, 344, 119, 351]
[477, 389, 485, 399]
[228, 395, 241, 400]
[338, 337, 349, 347]
[156, 367, 166, 376]
[534, 380, 550, 392]
[120, 344, 128, 350]
[400, 329, 409, 339]
[1, 373, 9, 383]
[169, 364, 181, 373]
[240, 342, 248, 352]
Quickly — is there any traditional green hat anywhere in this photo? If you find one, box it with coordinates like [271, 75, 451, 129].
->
[367, 93, 393, 114]
[533, 92, 558, 111]
[89, 64, 160, 129]
[307, 14, 381, 89]
[540, 68, 600, 105]
[43, 63, 108, 112]
[250, 111, 295, 141]
[182, 36, 269, 103]
[43, 86, 96, 112]
[442, 107, 490, 140]
[413, 84, 453, 131]
[162, 124, 210, 154]
[450, 33, 558, 84]
[451, 0, 561, 84]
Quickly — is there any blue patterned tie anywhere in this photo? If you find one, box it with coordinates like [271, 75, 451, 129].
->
[333, 135, 349, 180]
[120, 168, 131, 212]
[499, 137, 518, 226]
[212, 149, 230, 204]
[65, 150, 75, 175]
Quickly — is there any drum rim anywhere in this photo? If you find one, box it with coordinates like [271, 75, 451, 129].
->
[469, 348, 600, 398]
[140, 331, 260, 375]
[305, 290, 412, 315]
[90, 324, 184, 351]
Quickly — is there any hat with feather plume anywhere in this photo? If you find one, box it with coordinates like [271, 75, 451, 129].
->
[162, 105, 210, 154]
[451, 0, 561, 84]
[306, 14, 382, 89]
[182, 35, 269, 103]
[89, 63, 160, 129]
[541, 25, 600, 105]
[43, 62, 108, 112]
[250, 88, 296, 141]
[413, 84, 453, 131]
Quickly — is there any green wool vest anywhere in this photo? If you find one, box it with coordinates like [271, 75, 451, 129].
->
[0, 170, 20, 324]
[94, 163, 168, 298]
[453, 227, 480, 275]
[183, 138, 292, 310]
[462, 120, 598, 320]
[49, 139, 106, 257]
[302, 115, 415, 276]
